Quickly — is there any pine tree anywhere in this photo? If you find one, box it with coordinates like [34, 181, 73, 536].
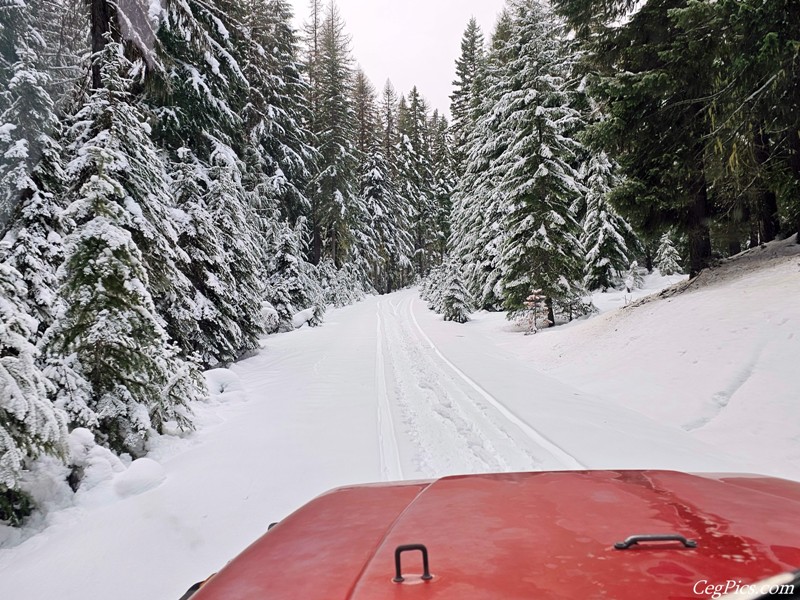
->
[239, 0, 316, 225]
[204, 152, 266, 355]
[623, 260, 645, 292]
[0, 56, 66, 337]
[422, 263, 447, 313]
[0, 0, 61, 234]
[353, 68, 379, 156]
[581, 152, 637, 291]
[2, 154, 66, 337]
[169, 152, 257, 366]
[397, 87, 436, 274]
[302, 0, 325, 121]
[0, 262, 67, 523]
[449, 9, 515, 310]
[496, 0, 586, 324]
[310, 1, 364, 268]
[78, 42, 202, 367]
[348, 67, 381, 278]
[654, 232, 683, 276]
[441, 263, 471, 324]
[265, 222, 319, 332]
[428, 111, 455, 262]
[151, 0, 247, 158]
[47, 41, 203, 455]
[553, 0, 715, 275]
[450, 17, 486, 178]
[379, 79, 400, 172]
[360, 150, 413, 292]
[147, 0, 270, 363]
[38, 0, 86, 106]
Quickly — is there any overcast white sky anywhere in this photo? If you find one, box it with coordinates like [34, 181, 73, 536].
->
[287, 0, 507, 118]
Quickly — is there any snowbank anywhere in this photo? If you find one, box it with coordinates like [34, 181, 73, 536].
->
[489, 237, 800, 480]
[203, 368, 245, 400]
[292, 306, 316, 329]
[114, 458, 166, 498]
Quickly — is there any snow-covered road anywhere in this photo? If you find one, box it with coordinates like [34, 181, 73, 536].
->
[0, 288, 765, 600]
[376, 294, 584, 476]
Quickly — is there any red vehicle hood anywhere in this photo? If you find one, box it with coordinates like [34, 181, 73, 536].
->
[193, 470, 800, 599]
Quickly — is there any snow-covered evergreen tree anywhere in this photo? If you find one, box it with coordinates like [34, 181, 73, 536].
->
[308, 2, 364, 268]
[353, 68, 379, 156]
[428, 111, 455, 262]
[421, 263, 447, 313]
[79, 50, 202, 366]
[147, 0, 271, 363]
[38, 0, 86, 106]
[47, 41, 203, 455]
[0, 0, 61, 234]
[397, 88, 437, 274]
[441, 263, 471, 324]
[239, 0, 316, 225]
[449, 10, 515, 310]
[581, 152, 638, 291]
[1, 150, 66, 337]
[360, 151, 413, 293]
[655, 232, 683, 275]
[302, 0, 325, 129]
[624, 260, 645, 292]
[265, 221, 321, 332]
[450, 17, 486, 178]
[151, 0, 247, 159]
[495, 0, 586, 325]
[317, 259, 368, 308]
[167, 151, 256, 366]
[0, 262, 67, 523]
[379, 79, 400, 171]
[204, 151, 266, 355]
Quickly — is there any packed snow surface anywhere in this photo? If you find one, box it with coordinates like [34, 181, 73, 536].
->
[0, 238, 798, 599]
[113, 458, 166, 498]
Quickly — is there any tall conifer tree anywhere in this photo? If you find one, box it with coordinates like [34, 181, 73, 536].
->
[450, 17, 486, 178]
[0, 262, 67, 523]
[494, 0, 586, 323]
[48, 38, 203, 455]
[309, 1, 364, 268]
[449, 9, 515, 309]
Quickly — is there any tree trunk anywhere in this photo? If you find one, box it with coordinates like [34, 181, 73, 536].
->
[331, 228, 339, 268]
[644, 242, 654, 272]
[754, 124, 780, 242]
[687, 168, 712, 277]
[89, 0, 112, 89]
[545, 297, 554, 327]
[787, 127, 800, 242]
[749, 221, 760, 248]
[311, 219, 322, 265]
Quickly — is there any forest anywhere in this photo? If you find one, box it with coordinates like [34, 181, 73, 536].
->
[0, 0, 798, 524]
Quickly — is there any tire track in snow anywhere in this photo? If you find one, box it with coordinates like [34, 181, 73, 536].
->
[682, 340, 766, 432]
[375, 301, 403, 480]
[406, 295, 588, 470]
[381, 297, 549, 476]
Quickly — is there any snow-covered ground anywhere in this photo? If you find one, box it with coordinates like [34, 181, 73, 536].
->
[1, 237, 798, 600]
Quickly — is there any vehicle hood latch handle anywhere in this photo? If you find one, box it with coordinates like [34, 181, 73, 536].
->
[393, 544, 434, 583]
[614, 534, 698, 550]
